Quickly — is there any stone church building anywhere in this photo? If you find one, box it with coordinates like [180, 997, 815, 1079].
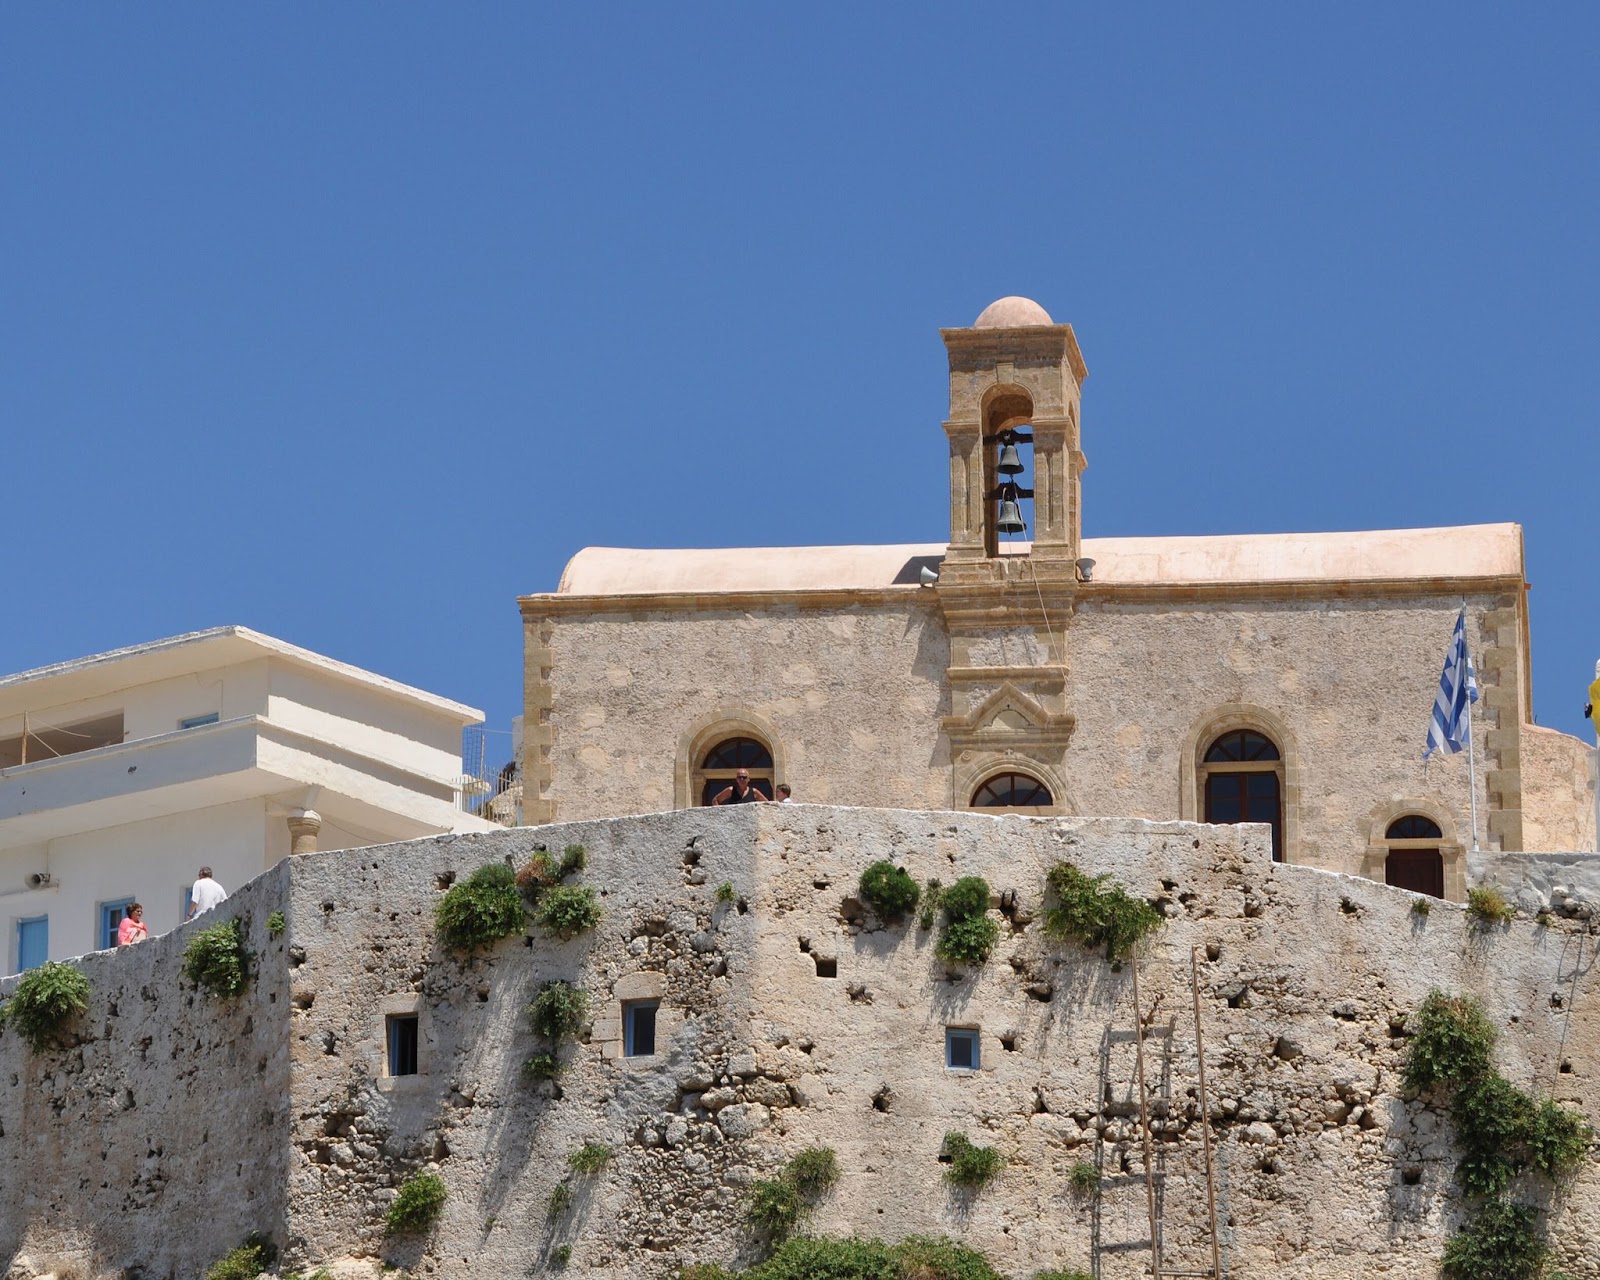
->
[519, 296, 1595, 900]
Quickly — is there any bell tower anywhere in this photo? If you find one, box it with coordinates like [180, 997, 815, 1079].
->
[939, 295, 1088, 583]
[934, 296, 1087, 810]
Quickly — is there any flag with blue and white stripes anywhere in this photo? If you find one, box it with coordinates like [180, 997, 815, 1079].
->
[1424, 607, 1478, 760]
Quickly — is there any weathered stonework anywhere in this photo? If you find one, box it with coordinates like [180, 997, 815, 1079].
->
[2, 806, 1596, 1279]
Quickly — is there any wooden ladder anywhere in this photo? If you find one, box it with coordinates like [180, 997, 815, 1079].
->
[1129, 944, 1223, 1280]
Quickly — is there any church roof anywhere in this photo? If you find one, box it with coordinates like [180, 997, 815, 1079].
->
[548, 523, 1523, 597]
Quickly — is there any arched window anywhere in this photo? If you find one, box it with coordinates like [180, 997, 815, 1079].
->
[1384, 815, 1445, 898]
[971, 772, 1053, 808]
[1201, 729, 1283, 861]
[696, 736, 774, 806]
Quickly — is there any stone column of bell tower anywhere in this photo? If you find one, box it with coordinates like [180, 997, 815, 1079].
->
[933, 296, 1088, 810]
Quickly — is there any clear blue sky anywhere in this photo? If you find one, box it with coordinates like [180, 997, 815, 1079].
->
[3, 5, 1597, 756]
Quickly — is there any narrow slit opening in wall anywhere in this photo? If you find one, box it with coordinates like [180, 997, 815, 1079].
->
[386, 1014, 419, 1077]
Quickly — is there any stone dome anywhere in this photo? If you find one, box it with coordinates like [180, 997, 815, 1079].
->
[973, 296, 1054, 328]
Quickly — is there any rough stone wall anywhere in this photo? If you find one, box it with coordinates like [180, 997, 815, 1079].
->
[539, 602, 951, 816]
[530, 586, 1582, 873]
[280, 807, 1598, 1278]
[6, 807, 1597, 1280]
[0, 864, 291, 1280]
[1521, 724, 1597, 853]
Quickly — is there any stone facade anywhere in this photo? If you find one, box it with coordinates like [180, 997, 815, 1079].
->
[2, 805, 1596, 1279]
[518, 298, 1598, 889]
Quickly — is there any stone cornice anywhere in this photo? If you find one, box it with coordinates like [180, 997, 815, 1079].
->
[519, 573, 1524, 617]
[940, 325, 1089, 382]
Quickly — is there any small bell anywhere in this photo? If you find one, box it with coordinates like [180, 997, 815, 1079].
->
[996, 499, 1026, 535]
[996, 442, 1024, 475]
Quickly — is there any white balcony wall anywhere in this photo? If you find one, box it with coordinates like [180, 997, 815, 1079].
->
[264, 662, 467, 788]
[0, 799, 270, 970]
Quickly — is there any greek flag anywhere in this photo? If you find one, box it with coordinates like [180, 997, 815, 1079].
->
[1424, 607, 1478, 760]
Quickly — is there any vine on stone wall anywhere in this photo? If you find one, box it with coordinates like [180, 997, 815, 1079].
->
[1404, 989, 1592, 1280]
[1040, 863, 1162, 964]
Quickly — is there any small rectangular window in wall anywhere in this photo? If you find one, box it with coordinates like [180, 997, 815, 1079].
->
[99, 899, 135, 950]
[623, 1000, 658, 1057]
[946, 1027, 980, 1071]
[387, 1014, 420, 1076]
[17, 916, 48, 971]
[179, 713, 220, 730]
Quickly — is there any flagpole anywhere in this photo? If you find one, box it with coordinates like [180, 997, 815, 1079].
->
[1464, 601, 1479, 853]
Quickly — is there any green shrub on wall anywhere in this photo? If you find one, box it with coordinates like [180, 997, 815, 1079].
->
[745, 1146, 841, 1240]
[681, 1234, 1012, 1280]
[1405, 989, 1592, 1278]
[858, 862, 920, 919]
[183, 918, 251, 998]
[536, 885, 603, 937]
[435, 863, 525, 951]
[932, 876, 998, 966]
[386, 1172, 447, 1235]
[941, 1131, 1003, 1189]
[529, 981, 589, 1041]
[206, 1233, 277, 1280]
[0, 961, 90, 1052]
[1041, 863, 1162, 963]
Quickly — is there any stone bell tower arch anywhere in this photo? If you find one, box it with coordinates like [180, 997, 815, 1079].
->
[939, 295, 1088, 585]
[934, 296, 1087, 810]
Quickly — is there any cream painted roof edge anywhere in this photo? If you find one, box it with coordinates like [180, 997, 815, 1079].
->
[539, 524, 1524, 598]
[0, 626, 484, 723]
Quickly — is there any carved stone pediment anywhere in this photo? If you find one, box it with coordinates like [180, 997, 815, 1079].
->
[940, 681, 1075, 755]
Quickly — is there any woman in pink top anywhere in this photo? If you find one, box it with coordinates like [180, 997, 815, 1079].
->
[117, 903, 148, 946]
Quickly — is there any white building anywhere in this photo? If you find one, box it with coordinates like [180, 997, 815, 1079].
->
[0, 627, 498, 973]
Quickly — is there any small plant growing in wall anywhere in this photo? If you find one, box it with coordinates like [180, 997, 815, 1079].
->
[568, 1142, 612, 1174]
[536, 885, 603, 937]
[858, 861, 920, 920]
[0, 960, 90, 1052]
[1067, 1160, 1100, 1197]
[918, 878, 943, 930]
[1466, 886, 1515, 925]
[941, 1131, 1003, 1190]
[933, 876, 999, 966]
[547, 1180, 574, 1217]
[744, 1146, 841, 1240]
[205, 1233, 277, 1280]
[385, 1172, 448, 1235]
[1411, 896, 1431, 918]
[526, 980, 589, 1078]
[1440, 1198, 1547, 1280]
[435, 862, 525, 951]
[183, 917, 251, 998]
[714, 880, 737, 906]
[1041, 862, 1162, 963]
[267, 910, 287, 938]
[559, 843, 586, 877]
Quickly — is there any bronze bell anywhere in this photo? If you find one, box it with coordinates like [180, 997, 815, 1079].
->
[996, 442, 1025, 475]
[996, 499, 1026, 535]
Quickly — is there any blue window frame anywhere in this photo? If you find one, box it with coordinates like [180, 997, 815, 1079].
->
[623, 1000, 658, 1057]
[179, 712, 219, 730]
[946, 1027, 980, 1070]
[17, 916, 47, 971]
[99, 898, 135, 949]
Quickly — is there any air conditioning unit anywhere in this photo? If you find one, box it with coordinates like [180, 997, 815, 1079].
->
[27, 872, 52, 889]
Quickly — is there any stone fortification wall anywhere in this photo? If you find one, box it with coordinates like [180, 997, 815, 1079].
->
[279, 806, 1597, 1279]
[4, 807, 1597, 1280]
[0, 864, 292, 1280]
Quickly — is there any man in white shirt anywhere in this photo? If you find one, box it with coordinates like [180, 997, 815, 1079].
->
[186, 866, 228, 920]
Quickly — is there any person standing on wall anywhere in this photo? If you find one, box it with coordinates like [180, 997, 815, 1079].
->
[117, 903, 148, 946]
[712, 769, 769, 806]
[185, 866, 228, 920]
